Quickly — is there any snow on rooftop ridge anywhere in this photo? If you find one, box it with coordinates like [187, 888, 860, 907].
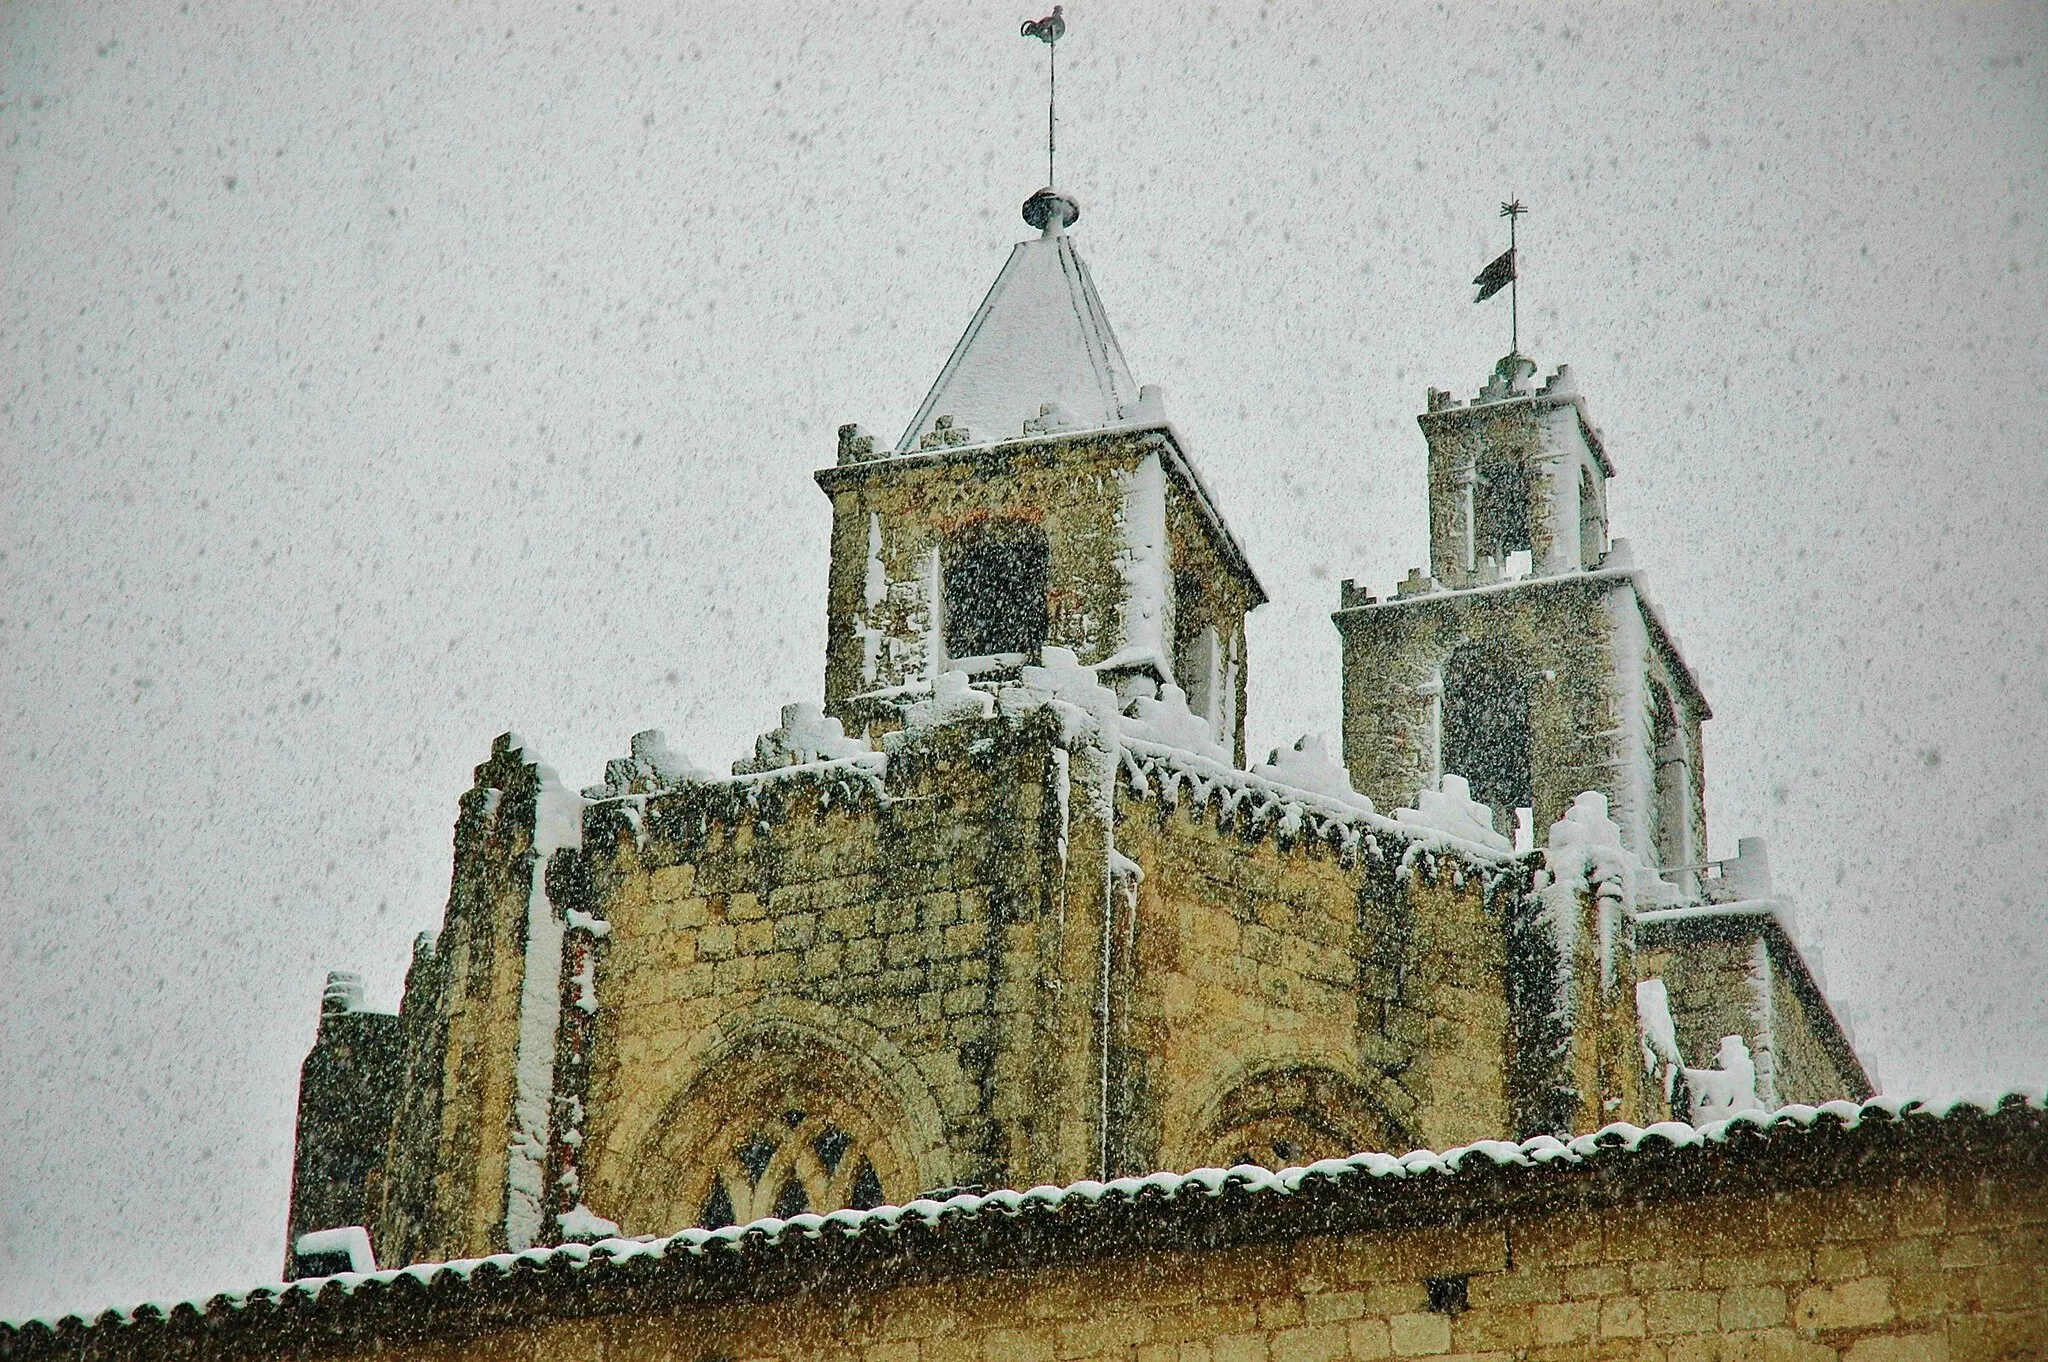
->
[896, 224, 1140, 455]
[20, 1090, 2040, 1334]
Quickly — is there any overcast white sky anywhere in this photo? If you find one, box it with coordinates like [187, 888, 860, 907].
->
[4, 0, 2044, 1321]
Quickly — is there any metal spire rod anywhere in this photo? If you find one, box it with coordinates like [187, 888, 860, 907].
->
[1021, 7, 1066, 188]
[1502, 197, 1527, 356]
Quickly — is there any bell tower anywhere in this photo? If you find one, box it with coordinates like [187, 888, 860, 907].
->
[815, 190, 1266, 762]
[1336, 355, 1708, 883]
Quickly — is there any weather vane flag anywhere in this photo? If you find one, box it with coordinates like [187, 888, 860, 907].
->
[1474, 198, 1528, 355]
[1020, 6, 1066, 187]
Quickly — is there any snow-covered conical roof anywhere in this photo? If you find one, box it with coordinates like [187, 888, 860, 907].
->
[896, 196, 1140, 454]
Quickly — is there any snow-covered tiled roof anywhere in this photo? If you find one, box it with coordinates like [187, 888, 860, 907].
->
[4, 1091, 2040, 1354]
[896, 218, 1139, 454]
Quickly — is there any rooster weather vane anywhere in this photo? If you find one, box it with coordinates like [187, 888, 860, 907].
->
[1020, 6, 1066, 188]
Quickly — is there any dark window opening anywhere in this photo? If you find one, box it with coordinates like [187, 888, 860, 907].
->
[1442, 644, 1532, 825]
[849, 1158, 885, 1210]
[944, 524, 1049, 659]
[1426, 1275, 1470, 1315]
[291, 1250, 356, 1280]
[699, 1179, 735, 1230]
[735, 1131, 776, 1183]
[772, 1176, 811, 1220]
[1473, 453, 1532, 562]
[813, 1126, 852, 1176]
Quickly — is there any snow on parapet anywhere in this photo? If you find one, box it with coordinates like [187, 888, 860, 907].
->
[1392, 774, 1511, 852]
[895, 225, 1141, 454]
[42, 1091, 2041, 1336]
[583, 729, 711, 799]
[891, 669, 996, 742]
[736, 703, 873, 774]
[1253, 736, 1374, 814]
[556, 1203, 622, 1244]
[1122, 680, 1228, 764]
[320, 971, 367, 1015]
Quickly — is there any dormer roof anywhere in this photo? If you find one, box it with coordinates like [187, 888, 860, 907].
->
[896, 212, 1139, 454]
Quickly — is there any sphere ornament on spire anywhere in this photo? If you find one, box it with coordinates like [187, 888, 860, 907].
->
[1022, 187, 1080, 232]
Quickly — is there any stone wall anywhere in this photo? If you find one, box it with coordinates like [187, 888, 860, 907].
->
[371, 737, 557, 1268]
[618, 1160, 2045, 1362]
[575, 714, 1069, 1236]
[1109, 779, 1513, 1168]
[283, 994, 403, 1277]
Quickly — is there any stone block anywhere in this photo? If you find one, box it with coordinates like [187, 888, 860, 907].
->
[1386, 1313, 1451, 1357]
[1328, 1321, 1384, 1361]
[1644, 1290, 1718, 1337]
[1700, 1247, 1810, 1287]
[1269, 1324, 1348, 1362]
[1532, 1300, 1597, 1345]
[1814, 1243, 1869, 1280]
[1841, 1333, 1951, 1362]
[650, 864, 694, 903]
[1057, 1311, 1152, 1356]
[1792, 1277, 1893, 1333]
[1937, 1235, 1995, 1269]
[1562, 1265, 1628, 1299]
[1626, 1256, 1701, 1292]
[1599, 1295, 1646, 1338]
[1466, 1269, 1560, 1307]
[1301, 1292, 1367, 1325]
[1206, 1332, 1271, 1362]
[1719, 1286, 1787, 1331]
[1447, 1306, 1526, 1352]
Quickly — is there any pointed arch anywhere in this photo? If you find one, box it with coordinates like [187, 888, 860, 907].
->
[597, 999, 953, 1237]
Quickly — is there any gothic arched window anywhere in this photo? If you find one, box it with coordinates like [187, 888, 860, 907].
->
[1194, 1067, 1406, 1172]
[695, 1108, 887, 1228]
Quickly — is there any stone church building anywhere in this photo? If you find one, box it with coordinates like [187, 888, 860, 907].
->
[11, 188, 2042, 1362]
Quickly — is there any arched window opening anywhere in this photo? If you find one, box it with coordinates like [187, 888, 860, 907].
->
[1173, 570, 1225, 737]
[695, 1110, 888, 1229]
[1441, 643, 1532, 833]
[1193, 1067, 1407, 1171]
[1652, 685, 1692, 881]
[1472, 452, 1532, 566]
[1578, 466, 1607, 568]
[943, 521, 1048, 660]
